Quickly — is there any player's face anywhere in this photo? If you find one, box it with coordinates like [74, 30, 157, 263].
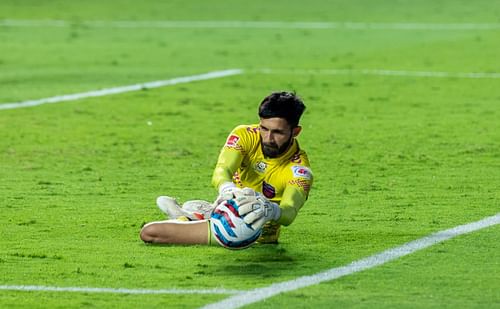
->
[259, 117, 300, 158]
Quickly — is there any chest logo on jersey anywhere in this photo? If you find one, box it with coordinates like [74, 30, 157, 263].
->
[225, 134, 240, 147]
[262, 181, 276, 199]
[254, 161, 267, 173]
[292, 165, 312, 179]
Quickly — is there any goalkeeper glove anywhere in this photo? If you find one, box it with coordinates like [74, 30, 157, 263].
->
[238, 195, 281, 230]
[214, 183, 257, 205]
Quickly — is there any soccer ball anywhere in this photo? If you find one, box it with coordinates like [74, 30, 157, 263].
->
[210, 199, 262, 249]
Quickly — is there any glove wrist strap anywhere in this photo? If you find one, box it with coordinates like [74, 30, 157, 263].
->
[218, 182, 236, 194]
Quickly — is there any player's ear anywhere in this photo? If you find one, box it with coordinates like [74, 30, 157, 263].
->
[292, 126, 302, 137]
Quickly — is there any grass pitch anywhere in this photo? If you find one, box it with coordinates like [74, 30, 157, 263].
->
[1, 1, 499, 308]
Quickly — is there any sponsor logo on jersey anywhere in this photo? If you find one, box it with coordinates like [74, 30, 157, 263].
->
[225, 134, 240, 147]
[292, 165, 312, 179]
[262, 181, 276, 199]
[255, 161, 267, 173]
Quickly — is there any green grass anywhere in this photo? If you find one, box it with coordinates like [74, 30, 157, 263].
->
[1, 1, 499, 308]
[1, 0, 500, 22]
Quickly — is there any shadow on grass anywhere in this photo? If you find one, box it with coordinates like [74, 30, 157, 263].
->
[136, 237, 310, 280]
[207, 244, 304, 278]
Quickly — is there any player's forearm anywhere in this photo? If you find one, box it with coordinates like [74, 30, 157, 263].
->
[211, 165, 235, 190]
[276, 186, 307, 226]
[277, 205, 298, 226]
[211, 148, 243, 190]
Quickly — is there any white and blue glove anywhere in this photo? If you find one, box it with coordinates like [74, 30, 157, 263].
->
[214, 182, 257, 206]
[238, 195, 281, 230]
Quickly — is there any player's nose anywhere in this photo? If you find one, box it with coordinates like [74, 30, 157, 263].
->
[261, 131, 269, 141]
[262, 131, 274, 143]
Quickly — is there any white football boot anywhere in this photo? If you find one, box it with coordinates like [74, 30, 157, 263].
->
[156, 196, 195, 220]
[156, 196, 213, 220]
[182, 200, 214, 220]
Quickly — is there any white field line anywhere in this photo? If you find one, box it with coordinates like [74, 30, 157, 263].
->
[0, 285, 242, 295]
[256, 68, 500, 79]
[0, 213, 498, 300]
[202, 212, 500, 309]
[1, 19, 500, 30]
[0, 69, 243, 111]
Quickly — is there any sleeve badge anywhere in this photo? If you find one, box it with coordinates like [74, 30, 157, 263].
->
[225, 134, 240, 147]
[291, 165, 312, 179]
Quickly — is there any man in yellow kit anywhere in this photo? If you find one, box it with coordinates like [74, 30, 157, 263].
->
[140, 91, 313, 246]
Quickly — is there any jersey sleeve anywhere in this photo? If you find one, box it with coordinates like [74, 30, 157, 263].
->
[276, 165, 313, 226]
[211, 126, 249, 190]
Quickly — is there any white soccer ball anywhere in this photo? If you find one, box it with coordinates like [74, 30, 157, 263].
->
[210, 199, 262, 249]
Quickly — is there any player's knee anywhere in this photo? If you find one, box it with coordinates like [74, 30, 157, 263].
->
[140, 223, 156, 243]
[140, 222, 176, 244]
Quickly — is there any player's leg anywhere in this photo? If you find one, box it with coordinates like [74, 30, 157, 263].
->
[140, 220, 209, 245]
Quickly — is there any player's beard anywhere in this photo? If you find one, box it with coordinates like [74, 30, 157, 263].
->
[262, 135, 293, 158]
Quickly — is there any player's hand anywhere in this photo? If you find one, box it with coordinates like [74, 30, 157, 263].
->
[215, 187, 240, 205]
[238, 196, 281, 230]
[214, 184, 257, 205]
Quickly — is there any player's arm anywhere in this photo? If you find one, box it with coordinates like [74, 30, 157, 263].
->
[275, 184, 308, 226]
[239, 171, 312, 229]
[278, 165, 313, 225]
[244, 184, 308, 228]
[211, 128, 248, 194]
[211, 148, 243, 192]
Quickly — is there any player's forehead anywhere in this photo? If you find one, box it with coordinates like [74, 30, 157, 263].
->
[259, 117, 292, 131]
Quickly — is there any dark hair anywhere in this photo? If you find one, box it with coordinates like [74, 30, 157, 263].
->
[258, 91, 306, 127]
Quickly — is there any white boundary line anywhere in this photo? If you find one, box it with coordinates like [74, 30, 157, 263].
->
[1, 19, 500, 30]
[0, 213, 498, 302]
[0, 69, 243, 111]
[0, 285, 242, 295]
[202, 213, 500, 309]
[255, 68, 500, 79]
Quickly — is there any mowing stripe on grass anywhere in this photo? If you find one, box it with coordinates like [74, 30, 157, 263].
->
[1, 19, 500, 30]
[0, 285, 243, 295]
[202, 213, 500, 309]
[0, 69, 243, 111]
[256, 68, 500, 79]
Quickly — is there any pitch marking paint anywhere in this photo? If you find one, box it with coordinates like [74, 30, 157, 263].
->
[1, 214, 497, 303]
[256, 68, 500, 79]
[202, 213, 500, 309]
[0, 285, 242, 295]
[0, 69, 243, 110]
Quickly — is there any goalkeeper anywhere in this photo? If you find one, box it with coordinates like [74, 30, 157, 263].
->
[140, 91, 313, 245]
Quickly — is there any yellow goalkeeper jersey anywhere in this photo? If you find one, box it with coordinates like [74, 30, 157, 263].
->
[212, 124, 313, 242]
